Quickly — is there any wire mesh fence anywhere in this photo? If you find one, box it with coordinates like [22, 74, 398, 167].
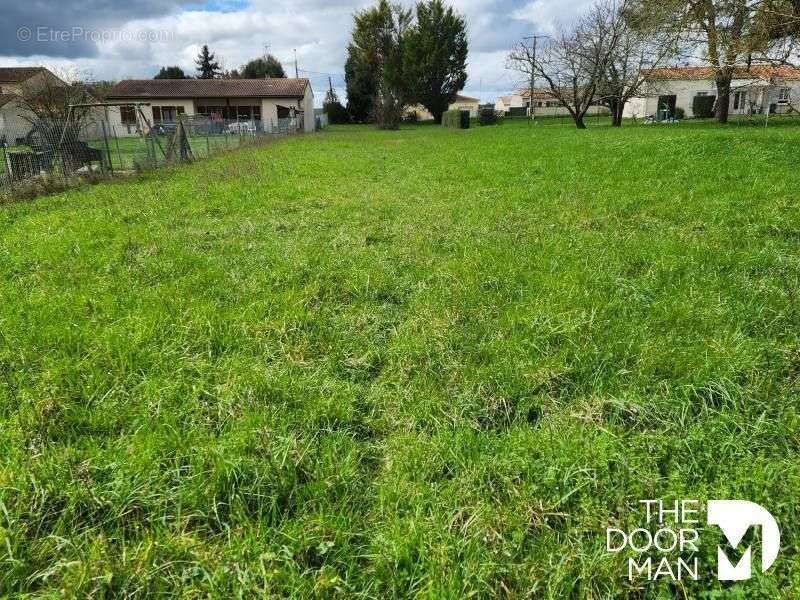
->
[0, 110, 305, 198]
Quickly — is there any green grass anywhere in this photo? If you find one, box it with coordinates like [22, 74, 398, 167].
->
[2, 119, 800, 597]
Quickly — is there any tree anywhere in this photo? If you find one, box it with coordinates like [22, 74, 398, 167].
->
[404, 0, 468, 123]
[15, 72, 96, 161]
[591, 0, 678, 126]
[195, 45, 221, 79]
[238, 55, 286, 78]
[345, 0, 412, 129]
[155, 66, 189, 79]
[324, 86, 350, 123]
[508, 11, 620, 129]
[345, 52, 378, 122]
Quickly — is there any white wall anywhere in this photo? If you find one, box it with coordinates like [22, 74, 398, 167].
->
[625, 78, 800, 119]
[303, 84, 314, 132]
[0, 100, 35, 142]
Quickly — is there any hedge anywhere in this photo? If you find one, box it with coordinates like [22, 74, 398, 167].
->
[478, 107, 501, 126]
[442, 109, 470, 129]
[692, 95, 716, 118]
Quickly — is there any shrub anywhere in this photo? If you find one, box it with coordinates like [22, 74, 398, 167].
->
[692, 95, 716, 118]
[403, 110, 419, 123]
[442, 109, 470, 129]
[324, 101, 350, 124]
[478, 107, 501, 126]
[674, 107, 686, 120]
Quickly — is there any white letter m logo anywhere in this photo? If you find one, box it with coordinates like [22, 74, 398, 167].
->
[707, 500, 780, 581]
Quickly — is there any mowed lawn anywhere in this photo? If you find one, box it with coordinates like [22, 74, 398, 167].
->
[2, 119, 800, 598]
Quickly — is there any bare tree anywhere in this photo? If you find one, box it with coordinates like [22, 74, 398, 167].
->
[508, 8, 621, 129]
[15, 70, 96, 153]
[17, 73, 91, 123]
[592, 0, 680, 125]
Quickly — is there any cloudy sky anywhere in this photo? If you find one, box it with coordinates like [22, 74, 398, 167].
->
[2, 0, 593, 105]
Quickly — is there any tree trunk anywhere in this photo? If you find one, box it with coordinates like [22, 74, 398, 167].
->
[574, 115, 587, 129]
[715, 74, 732, 124]
[610, 100, 623, 127]
[432, 110, 443, 124]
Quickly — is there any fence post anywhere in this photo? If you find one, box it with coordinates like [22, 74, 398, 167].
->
[113, 125, 123, 171]
[1, 141, 12, 194]
[101, 120, 114, 177]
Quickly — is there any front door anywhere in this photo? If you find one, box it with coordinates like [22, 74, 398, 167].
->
[657, 95, 677, 121]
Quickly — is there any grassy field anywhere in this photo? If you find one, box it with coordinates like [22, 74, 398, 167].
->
[1, 119, 800, 597]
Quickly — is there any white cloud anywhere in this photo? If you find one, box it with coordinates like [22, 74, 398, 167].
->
[2, 0, 599, 104]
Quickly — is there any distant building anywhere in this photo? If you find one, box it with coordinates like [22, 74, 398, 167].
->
[623, 65, 800, 120]
[404, 94, 481, 121]
[495, 88, 608, 118]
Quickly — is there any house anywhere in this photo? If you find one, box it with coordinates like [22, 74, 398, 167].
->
[494, 93, 526, 115]
[404, 94, 482, 121]
[449, 94, 481, 117]
[623, 65, 800, 120]
[0, 67, 67, 141]
[105, 78, 315, 136]
[495, 88, 609, 117]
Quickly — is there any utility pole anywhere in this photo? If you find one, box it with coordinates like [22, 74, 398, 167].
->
[263, 44, 271, 78]
[294, 49, 299, 78]
[523, 35, 548, 124]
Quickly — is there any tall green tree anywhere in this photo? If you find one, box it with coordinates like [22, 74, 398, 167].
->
[195, 45, 221, 79]
[404, 0, 468, 124]
[324, 86, 350, 123]
[345, 52, 377, 122]
[154, 66, 189, 79]
[345, 0, 412, 128]
[238, 55, 287, 78]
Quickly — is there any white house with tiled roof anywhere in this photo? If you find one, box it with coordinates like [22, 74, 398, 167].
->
[623, 65, 800, 120]
[106, 78, 315, 135]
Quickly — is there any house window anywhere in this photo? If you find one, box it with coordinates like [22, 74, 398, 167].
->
[120, 106, 137, 125]
[197, 105, 227, 119]
[696, 92, 708, 96]
[152, 105, 184, 123]
[733, 91, 747, 110]
[778, 87, 791, 103]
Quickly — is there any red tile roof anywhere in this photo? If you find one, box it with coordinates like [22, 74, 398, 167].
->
[515, 88, 558, 99]
[0, 67, 47, 84]
[108, 78, 310, 99]
[642, 65, 800, 81]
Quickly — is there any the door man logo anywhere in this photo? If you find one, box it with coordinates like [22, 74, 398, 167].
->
[708, 500, 780, 581]
[606, 499, 780, 582]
